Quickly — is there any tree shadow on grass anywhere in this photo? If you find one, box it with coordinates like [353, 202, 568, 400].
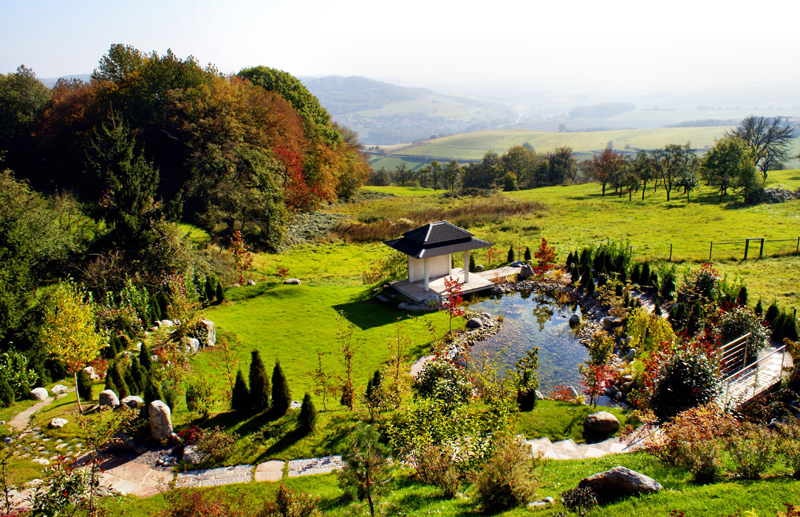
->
[198, 408, 283, 437]
[333, 289, 415, 330]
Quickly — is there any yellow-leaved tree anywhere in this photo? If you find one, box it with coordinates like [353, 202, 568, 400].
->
[40, 281, 107, 412]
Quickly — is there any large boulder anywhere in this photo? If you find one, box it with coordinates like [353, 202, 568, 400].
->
[519, 264, 534, 280]
[30, 388, 49, 401]
[121, 395, 144, 409]
[466, 318, 484, 329]
[183, 337, 200, 354]
[569, 314, 581, 328]
[584, 411, 620, 435]
[50, 384, 69, 395]
[196, 319, 216, 348]
[602, 316, 623, 331]
[578, 466, 663, 500]
[149, 400, 174, 442]
[99, 389, 120, 408]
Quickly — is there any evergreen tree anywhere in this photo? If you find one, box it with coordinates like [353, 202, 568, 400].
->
[585, 274, 595, 296]
[204, 277, 216, 304]
[641, 263, 651, 287]
[104, 369, 118, 394]
[525, 247, 532, 262]
[754, 298, 763, 318]
[469, 254, 476, 273]
[249, 350, 270, 411]
[298, 393, 317, 433]
[670, 302, 686, 330]
[631, 263, 642, 285]
[131, 358, 145, 394]
[139, 343, 152, 372]
[143, 376, 164, 406]
[156, 291, 169, 321]
[507, 246, 515, 263]
[653, 299, 663, 317]
[124, 364, 138, 395]
[231, 369, 250, 412]
[772, 312, 787, 341]
[0, 377, 15, 407]
[783, 313, 798, 342]
[765, 301, 780, 326]
[271, 360, 291, 416]
[571, 264, 580, 285]
[650, 271, 659, 292]
[579, 248, 591, 268]
[737, 286, 748, 307]
[216, 282, 225, 303]
[77, 369, 93, 401]
[580, 264, 592, 286]
[110, 363, 129, 398]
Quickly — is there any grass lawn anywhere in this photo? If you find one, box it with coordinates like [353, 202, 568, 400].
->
[515, 400, 633, 443]
[97, 451, 800, 517]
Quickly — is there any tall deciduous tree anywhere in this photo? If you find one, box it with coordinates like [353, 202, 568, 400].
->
[700, 137, 758, 202]
[40, 282, 107, 412]
[590, 148, 624, 196]
[652, 143, 696, 202]
[442, 159, 462, 191]
[727, 116, 796, 180]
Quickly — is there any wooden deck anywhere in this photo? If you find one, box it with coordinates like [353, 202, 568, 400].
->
[390, 266, 522, 303]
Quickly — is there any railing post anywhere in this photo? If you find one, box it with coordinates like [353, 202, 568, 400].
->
[669, 243, 673, 262]
[709, 242, 713, 261]
[759, 238, 765, 259]
[744, 239, 749, 260]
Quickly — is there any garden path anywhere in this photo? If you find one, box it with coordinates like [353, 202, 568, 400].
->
[8, 396, 55, 432]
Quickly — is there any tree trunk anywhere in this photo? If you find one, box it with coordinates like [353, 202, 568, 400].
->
[641, 181, 647, 200]
[74, 371, 83, 413]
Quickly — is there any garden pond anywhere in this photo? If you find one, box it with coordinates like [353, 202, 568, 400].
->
[467, 290, 587, 394]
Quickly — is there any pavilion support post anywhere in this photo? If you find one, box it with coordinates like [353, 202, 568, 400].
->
[424, 258, 429, 292]
[464, 251, 470, 284]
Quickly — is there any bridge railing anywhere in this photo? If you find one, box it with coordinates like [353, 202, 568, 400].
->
[719, 342, 787, 408]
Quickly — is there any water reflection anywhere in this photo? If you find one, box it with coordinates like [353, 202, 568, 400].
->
[467, 291, 587, 394]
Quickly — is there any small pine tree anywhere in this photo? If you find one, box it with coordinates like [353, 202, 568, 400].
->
[139, 343, 152, 372]
[250, 350, 271, 411]
[216, 282, 225, 303]
[231, 369, 250, 412]
[783, 313, 799, 342]
[204, 277, 216, 304]
[143, 376, 164, 406]
[765, 301, 780, 326]
[650, 271, 660, 292]
[110, 363, 129, 399]
[77, 369, 93, 401]
[641, 263, 651, 287]
[631, 263, 642, 285]
[585, 274, 595, 296]
[653, 299, 663, 317]
[298, 393, 317, 433]
[124, 364, 138, 394]
[272, 360, 291, 416]
[469, 254, 476, 273]
[525, 247, 532, 262]
[580, 264, 592, 286]
[131, 358, 145, 394]
[507, 246, 515, 263]
[156, 291, 169, 321]
[579, 248, 591, 268]
[623, 290, 631, 307]
[737, 286, 748, 307]
[754, 298, 763, 317]
[772, 311, 787, 341]
[104, 369, 118, 394]
[0, 377, 15, 407]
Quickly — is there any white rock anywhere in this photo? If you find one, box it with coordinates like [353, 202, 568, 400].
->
[290, 400, 302, 410]
[31, 459, 50, 466]
[50, 384, 68, 395]
[284, 278, 302, 285]
[149, 401, 173, 441]
[99, 389, 120, 408]
[49, 418, 68, 429]
[121, 395, 144, 409]
[30, 388, 48, 401]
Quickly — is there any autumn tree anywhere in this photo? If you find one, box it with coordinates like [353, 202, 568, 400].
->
[533, 238, 557, 279]
[590, 148, 625, 196]
[39, 282, 107, 412]
[728, 116, 796, 180]
[441, 277, 465, 334]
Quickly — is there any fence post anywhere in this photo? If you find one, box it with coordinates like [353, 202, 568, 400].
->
[669, 243, 673, 262]
[744, 239, 750, 260]
[796, 236, 799, 255]
[759, 238, 765, 259]
[709, 242, 713, 261]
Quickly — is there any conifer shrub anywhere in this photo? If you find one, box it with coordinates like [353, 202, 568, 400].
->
[640, 262, 651, 286]
[271, 360, 291, 416]
[584, 274, 595, 296]
[783, 313, 799, 343]
[507, 246, 514, 263]
[773, 311, 787, 341]
[139, 343, 152, 372]
[250, 350, 271, 411]
[765, 300, 780, 326]
[104, 370, 118, 394]
[579, 264, 592, 286]
[231, 369, 250, 412]
[737, 286, 748, 307]
[110, 363, 130, 399]
[524, 247, 532, 262]
[77, 369, 93, 401]
[216, 282, 225, 303]
[651, 349, 720, 422]
[754, 298, 763, 317]
[204, 277, 216, 305]
[164, 387, 179, 411]
[124, 365, 138, 395]
[631, 263, 642, 285]
[579, 248, 591, 268]
[473, 438, 539, 513]
[186, 382, 213, 418]
[143, 377, 164, 407]
[469, 254, 476, 273]
[0, 377, 14, 407]
[298, 393, 317, 433]
[653, 299, 662, 317]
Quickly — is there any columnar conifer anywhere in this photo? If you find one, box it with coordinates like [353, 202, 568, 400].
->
[271, 360, 291, 415]
[507, 246, 515, 263]
[231, 369, 250, 412]
[77, 369, 93, 401]
[298, 393, 317, 432]
[249, 350, 270, 411]
[525, 247, 532, 262]
[139, 343, 152, 372]
[737, 286, 748, 307]
[216, 282, 225, 303]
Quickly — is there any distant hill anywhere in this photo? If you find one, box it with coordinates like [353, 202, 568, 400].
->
[39, 74, 91, 88]
[301, 75, 517, 145]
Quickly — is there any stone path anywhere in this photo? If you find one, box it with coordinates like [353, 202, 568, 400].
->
[9, 397, 55, 431]
[288, 456, 344, 477]
[175, 464, 254, 488]
[99, 456, 173, 497]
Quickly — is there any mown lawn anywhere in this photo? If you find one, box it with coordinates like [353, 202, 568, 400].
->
[98, 452, 800, 517]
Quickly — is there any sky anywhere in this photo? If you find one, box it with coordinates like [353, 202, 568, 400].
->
[2, 0, 798, 95]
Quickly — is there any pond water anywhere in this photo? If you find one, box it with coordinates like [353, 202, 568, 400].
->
[467, 291, 587, 394]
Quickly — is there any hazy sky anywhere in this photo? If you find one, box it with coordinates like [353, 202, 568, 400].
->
[2, 0, 797, 93]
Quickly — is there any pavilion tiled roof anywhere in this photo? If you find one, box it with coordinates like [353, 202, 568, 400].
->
[384, 221, 491, 259]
